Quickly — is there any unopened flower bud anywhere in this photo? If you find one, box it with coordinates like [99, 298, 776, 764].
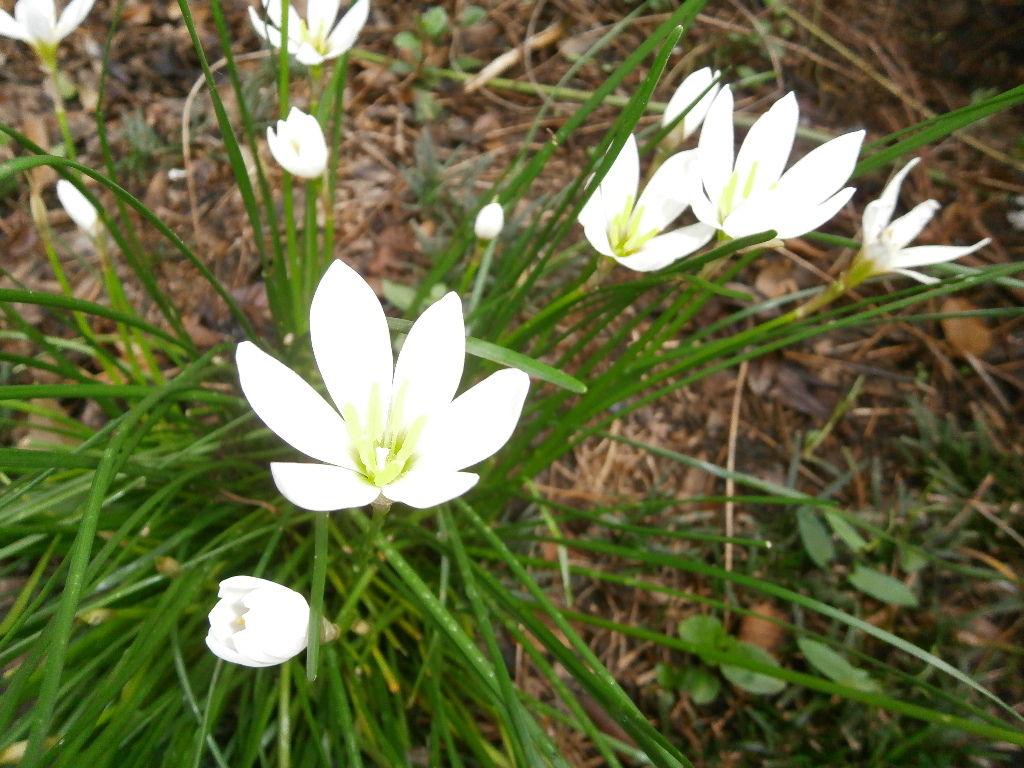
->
[474, 202, 504, 240]
[205, 576, 309, 667]
[55, 179, 101, 238]
[266, 107, 328, 179]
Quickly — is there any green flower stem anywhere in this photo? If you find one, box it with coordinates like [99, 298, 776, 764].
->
[305, 512, 329, 682]
[302, 177, 321, 317]
[45, 68, 77, 164]
[789, 277, 850, 320]
[95, 234, 154, 383]
[280, 173, 303, 337]
[468, 236, 498, 315]
[276, 0, 290, 119]
[277, 662, 291, 768]
[322, 56, 349, 278]
[28, 191, 125, 384]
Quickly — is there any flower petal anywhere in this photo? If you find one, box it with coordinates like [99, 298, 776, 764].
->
[578, 187, 615, 257]
[206, 633, 275, 667]
[240, 589, 309, 658]
[248, 4, 278, 45]
[306, 0, 341, 37]
[773, 129, 864, 208]
[236, 341, 356, 468]
[662, 67, 720, 140]
[390, 292, 465, 433]
[56, 179, 99, 235]
[219, 575, 279, 597]
[891, 239, 990, 270]
[325, 0, 369, 58]
[891, 268, 938, 285]
[382, 469, 479, 509]
[597, 135, 640, 228]
[733, 91, 798, 195]
[772, 185, 856, 239]
[614, 223, 715, 272]
[310, 259, 393, 430]
[418, 368, 529, 471]
[231, 629, 291, 665]
[294, 41, 327, 65]
[862, 157, 920, 243]
[19, 0, 57, 45]
[697, 86, 735, 214]
[635, 148, 698, 234]
[883, 199, 940, 250]
[270, 462, 379, 511]
[54, 0, 94, 39]
[0, 8, 30, 40]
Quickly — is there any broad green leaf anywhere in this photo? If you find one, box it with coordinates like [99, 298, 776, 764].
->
[719, 642, 786, 695]
[681, 667, 721, 705]
[677, 614, 726, 651]
[824, 509, 869, 552]
[797, 638, 880, 693]
[797, 507, 835, 567]
[848, 565, 918, 607]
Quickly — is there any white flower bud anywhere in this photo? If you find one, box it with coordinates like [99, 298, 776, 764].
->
[55, 179, 101, 237]
[266, 107, 328, 179]
[474, 202, 503, 240]
[205, 576, 310, 667]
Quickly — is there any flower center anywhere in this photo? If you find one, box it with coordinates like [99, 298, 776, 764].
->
[608, 195, 660, 257]
[718, 160, 761, 220]
[342, 382, 427, 487]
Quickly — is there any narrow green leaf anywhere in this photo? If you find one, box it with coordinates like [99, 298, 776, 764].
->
[386, 317, 586, 393]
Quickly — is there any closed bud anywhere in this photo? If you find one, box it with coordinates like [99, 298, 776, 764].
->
[266, 107, 328, 179]
[473, 201, 504, 240]
[205, 576, 309, 667]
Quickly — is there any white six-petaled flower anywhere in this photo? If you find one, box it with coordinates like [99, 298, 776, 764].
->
[691, 86, 865, 240]
[55, 179, 101, 238]
[661, 66, 721, 141]
[237, 260, 530, 511]
[0, 0, 95, 69]
[474, 202, 504, 240]
[577, 135, 715, 272]
[266, 106, 329, 178]
[205, 576, 310, 668]
[249, 0, 369, 66]
[848, 157, 991, 284]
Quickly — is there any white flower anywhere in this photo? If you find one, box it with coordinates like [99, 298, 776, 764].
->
[249, 0, 368, 66]
[849, 158, 991, 284]
[266, 107, 329, 179]
[0, 0, 95, 68]
[661, 66, 721, 141]
[691, 86, 865, 240]
[237, 260, 531, 510]
[474, 202, 503, 240]
[205, 576, 309, 668]
[577, 135, 715, 272]
[55, 179, 100, 237]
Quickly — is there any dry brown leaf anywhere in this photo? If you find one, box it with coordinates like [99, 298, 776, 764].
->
[737, 602, 786, 653]
[940, 297, 993, 357]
